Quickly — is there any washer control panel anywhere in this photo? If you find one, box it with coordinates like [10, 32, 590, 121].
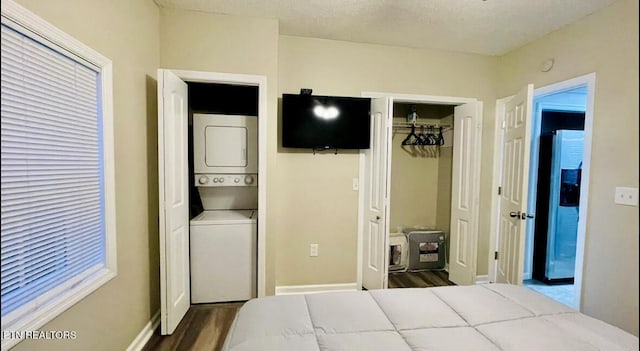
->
[195, 174, 257, 187]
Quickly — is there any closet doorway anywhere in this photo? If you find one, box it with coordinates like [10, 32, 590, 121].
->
[358, 93, 482, 291]
[387, 103, 454, 289]
[157, 69, 268, 334]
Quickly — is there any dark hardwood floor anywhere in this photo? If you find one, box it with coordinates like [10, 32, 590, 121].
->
[143, 302, 243, 351]
[143, 273, 451, 350]
[388, 269, 455, 288]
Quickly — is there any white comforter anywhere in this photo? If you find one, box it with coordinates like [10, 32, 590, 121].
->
[222, 284, 638, 351]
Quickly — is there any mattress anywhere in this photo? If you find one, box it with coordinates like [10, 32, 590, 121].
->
[221, 284, 638, 351]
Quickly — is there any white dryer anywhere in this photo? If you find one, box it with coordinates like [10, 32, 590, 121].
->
[189, 210, 257, 303]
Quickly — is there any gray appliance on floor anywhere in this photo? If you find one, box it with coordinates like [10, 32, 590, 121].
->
[404, 229, 446, 271]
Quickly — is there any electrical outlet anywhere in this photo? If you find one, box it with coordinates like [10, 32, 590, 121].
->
[310, 244, 319, 257]
[352, 178, 359, 191]
[614, 187, 639, 206]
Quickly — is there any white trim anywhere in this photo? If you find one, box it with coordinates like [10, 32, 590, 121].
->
[170, 69, 268, 299]
[170, 69, 266, 86]
[362, 91, 476, 105]
[574, 73, 596, 312]
[275, 283, 359, 296]
[102, 61, 117, 276]
[1, 2, 116, 350]
[256, 75, 268, 298]
[358, 91, 480, 289]
[534, 74, 594, 98]
[383, 97, 394, 289]
[475, 275, 490, 284]
[126, 311, 160, 351]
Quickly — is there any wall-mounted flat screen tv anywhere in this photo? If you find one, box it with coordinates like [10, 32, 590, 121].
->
[281, 94, 371, 149]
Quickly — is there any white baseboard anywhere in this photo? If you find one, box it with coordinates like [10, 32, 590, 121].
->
[475, 275, 490, 284]
[126, 310, 160, 351]
[275, 283, 359, 296]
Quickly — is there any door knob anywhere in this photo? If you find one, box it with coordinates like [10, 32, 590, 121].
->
[376, 216, 381, 220]
[509, 211, 519, 218]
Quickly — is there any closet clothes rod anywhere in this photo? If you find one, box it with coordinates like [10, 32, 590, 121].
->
[393, 121, 451, 126]
[392, 124, 452, 131]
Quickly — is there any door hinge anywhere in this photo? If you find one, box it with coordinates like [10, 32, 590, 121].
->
[497, 186, 502, 195]
[501, 120, 506, 129]
[494, 251, 499, 260]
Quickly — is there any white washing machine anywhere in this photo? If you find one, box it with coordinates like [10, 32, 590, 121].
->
[189, 210, 257, 303]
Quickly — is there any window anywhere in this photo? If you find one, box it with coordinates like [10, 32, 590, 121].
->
[0, 1, 115, 348]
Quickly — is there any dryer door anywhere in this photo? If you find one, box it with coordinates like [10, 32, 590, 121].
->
[205, 125, 247, 167]
[193, 114, 258, 174]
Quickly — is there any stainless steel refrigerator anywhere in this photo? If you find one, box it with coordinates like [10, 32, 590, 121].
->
[545, 130, 584, 281]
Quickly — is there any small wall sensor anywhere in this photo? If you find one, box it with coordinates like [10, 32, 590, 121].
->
[300, 88, 313, 95]
[540, 59, 554, 72]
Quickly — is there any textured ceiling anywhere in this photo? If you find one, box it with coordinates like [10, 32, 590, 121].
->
[155, 0, 619, 56]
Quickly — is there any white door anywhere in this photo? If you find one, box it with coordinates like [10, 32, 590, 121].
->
[496, 84, 534, 284]
[361, 97, 392, 290]
[158, 69, 190, 334]
[448, 102, 483, 285]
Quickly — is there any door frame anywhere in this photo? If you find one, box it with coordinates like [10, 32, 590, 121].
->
[357, 91, 478, 289]
[488, 73, 595, 310]
[164, 69, 268, 298]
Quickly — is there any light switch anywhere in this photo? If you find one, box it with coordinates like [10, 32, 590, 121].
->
[614, 187, 639, 206]
[310, 244, 319, 257]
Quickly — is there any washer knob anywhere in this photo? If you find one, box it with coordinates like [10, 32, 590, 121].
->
[234, 178, 240, 183]
[244, 175, 255, 185]
[198, 176, 208, 185]
[219, 177, 225, 183]
[213, 178, 219, 183]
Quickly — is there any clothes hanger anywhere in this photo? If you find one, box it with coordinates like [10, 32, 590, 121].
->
[424, 126, 436, 145]
[416, 125, 429, 145]
[437, 126, 445, 145]
[402, 123, 419, 145]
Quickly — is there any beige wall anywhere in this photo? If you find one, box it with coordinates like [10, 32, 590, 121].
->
[276, 35, 499, 285]
[389, 117, 441, 232]
[158, 8, 280, 295]
[11, 1, 160, 350]
[498, 0, 639, 335]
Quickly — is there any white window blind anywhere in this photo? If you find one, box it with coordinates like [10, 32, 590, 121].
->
[1, 22, 106, 324]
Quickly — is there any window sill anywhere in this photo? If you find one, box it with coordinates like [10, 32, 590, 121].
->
[1, 268, 116, 351]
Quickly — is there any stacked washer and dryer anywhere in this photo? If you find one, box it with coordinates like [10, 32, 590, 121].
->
[190, 113, 258, 304]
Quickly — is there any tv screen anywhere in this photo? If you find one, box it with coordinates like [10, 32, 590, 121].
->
[282, 94, 371, 149]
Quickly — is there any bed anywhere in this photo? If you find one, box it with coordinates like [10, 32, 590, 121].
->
[221, 283, 638, 351]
